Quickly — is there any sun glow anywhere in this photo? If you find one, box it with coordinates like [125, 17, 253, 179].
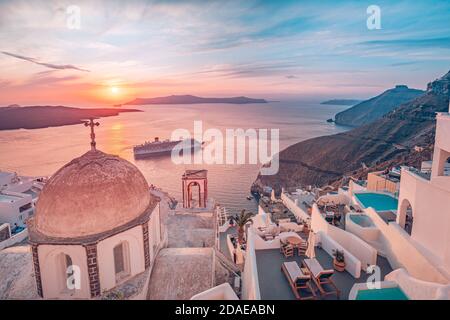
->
[110, 86, 120, 95]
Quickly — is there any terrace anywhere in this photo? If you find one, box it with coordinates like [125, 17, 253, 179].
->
[283, 191, 315, 215]
[259, 197, 297, 223]
[255, 248, 393, 300]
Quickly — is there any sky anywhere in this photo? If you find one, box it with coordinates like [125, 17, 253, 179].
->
[0, 0, 449, 106]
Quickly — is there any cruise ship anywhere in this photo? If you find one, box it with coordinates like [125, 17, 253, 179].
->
[133, 137, 202, 158]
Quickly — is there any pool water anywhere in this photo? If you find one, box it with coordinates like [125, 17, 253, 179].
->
[0, 194, 20, 202]
[355, 193, 398, 212]
[349, 214, 374, 227]
[356, 287, 409, 300]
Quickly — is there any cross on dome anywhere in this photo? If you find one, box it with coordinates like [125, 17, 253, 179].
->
[84, 118, 100, 151]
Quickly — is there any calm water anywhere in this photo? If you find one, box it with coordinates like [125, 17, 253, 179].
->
[0, 102, 349, 214]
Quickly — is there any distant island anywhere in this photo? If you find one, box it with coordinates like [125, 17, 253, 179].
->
[124, 94, 267, 105]
[0, 105, 141, 130]
[320, 99, 362, 105]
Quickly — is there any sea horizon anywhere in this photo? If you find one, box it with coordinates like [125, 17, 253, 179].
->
[0, 100, 350, 214]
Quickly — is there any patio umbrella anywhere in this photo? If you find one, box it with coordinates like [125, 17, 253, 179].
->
[306, 232, 316, 259]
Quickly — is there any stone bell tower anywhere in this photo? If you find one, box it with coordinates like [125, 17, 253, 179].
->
[182, 170, 208, 208]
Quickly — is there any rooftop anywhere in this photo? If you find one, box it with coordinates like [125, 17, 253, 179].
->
[285, 191, 315, 214]
[182, 169, 208, 179]
[259, 198, 297, 223]
[147, 247, 214, 300]
[255, 248, 393, 300]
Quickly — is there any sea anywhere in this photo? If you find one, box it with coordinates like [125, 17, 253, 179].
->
[0, 101, 350, 215]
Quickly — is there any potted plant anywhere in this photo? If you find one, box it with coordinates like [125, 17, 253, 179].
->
[234, 209, 254, 244]
[332, 249, 345, 272]
[228, 215, 235, 227]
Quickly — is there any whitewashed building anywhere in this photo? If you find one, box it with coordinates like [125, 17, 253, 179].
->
[28, 149, 164, 299]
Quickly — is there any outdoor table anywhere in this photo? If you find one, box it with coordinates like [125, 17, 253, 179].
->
[286, 236, 303, 246]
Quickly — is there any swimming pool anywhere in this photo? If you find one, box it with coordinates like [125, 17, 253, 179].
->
[349, 214, 374, 227]
[0, 194, 20, 202]
[355, 287, 408, 300]
[354, 193, 398, 212]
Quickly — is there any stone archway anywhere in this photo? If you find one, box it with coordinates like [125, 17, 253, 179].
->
[399, 198, 414, 235]
[187, 182, 201, 208]
[182, 170, 208, 208]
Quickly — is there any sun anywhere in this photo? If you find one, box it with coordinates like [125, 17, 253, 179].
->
[110, 86, 120, 95]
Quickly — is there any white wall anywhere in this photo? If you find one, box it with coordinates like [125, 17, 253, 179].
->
[385, 268, 450, 300]
[365, 206, 449, 284]
[0, 191, 33, 227]
[280, 192, 309, 222]
[345, 214, 379, 242]
[39, 244, 91, 299]
[191, 283, 239, 300]
[317, 231, 361, 278]
[97, 225, 145, 292]
[435, 113, 450, 154]
[311, 204, 377, 272]
[0, 227, 28, 250]
[397, 168, 450, 279]
[349, 180, 366, 199]
[241, 229, 261, 300]
[149, 203, 162, 262]
[317, 193, 351, 206]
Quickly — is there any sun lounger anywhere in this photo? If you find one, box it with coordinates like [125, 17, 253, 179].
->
[303, 258, 340, 298]
[281, 261, 316, 300]
[281, 244, 294, 258]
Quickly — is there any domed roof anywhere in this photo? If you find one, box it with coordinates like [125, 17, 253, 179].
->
[34, 150, 153, 238]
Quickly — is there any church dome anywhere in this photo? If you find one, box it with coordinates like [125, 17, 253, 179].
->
[34, 150, 153, 238]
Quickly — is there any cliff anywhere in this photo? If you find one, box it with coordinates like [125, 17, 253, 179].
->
[252, 70, 450, 193]
[334, 85, 424, 127]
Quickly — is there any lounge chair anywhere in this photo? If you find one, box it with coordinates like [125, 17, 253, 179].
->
[281, 261, 316, 300]
[281, 244, 294, 258]
[302, 258, 340, 298]
[297, 240, 308, 256]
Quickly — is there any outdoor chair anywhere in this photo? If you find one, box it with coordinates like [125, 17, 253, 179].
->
[302, 258, 340, 298]
[281, 261, 316, 300]
[281, 244, 294, 258]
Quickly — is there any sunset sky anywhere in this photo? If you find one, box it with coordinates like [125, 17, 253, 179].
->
[0, 0, 450, 106]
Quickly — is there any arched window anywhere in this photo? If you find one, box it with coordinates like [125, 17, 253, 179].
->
[404, 205, 413, 235]
[445, 157, 450, 176]
[113, 241, 130, 283]
[399, 199, 413, 236]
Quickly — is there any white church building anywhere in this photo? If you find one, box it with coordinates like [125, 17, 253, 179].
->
[27, 129, 164, 299]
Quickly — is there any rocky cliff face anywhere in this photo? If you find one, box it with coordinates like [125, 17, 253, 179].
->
[252, 70, 450, 193]
[334, 85, 424, 127]
[427, 70, 450, 96]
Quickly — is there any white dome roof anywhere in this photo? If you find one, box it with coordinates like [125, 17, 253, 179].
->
[34, 150, 153, 238]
